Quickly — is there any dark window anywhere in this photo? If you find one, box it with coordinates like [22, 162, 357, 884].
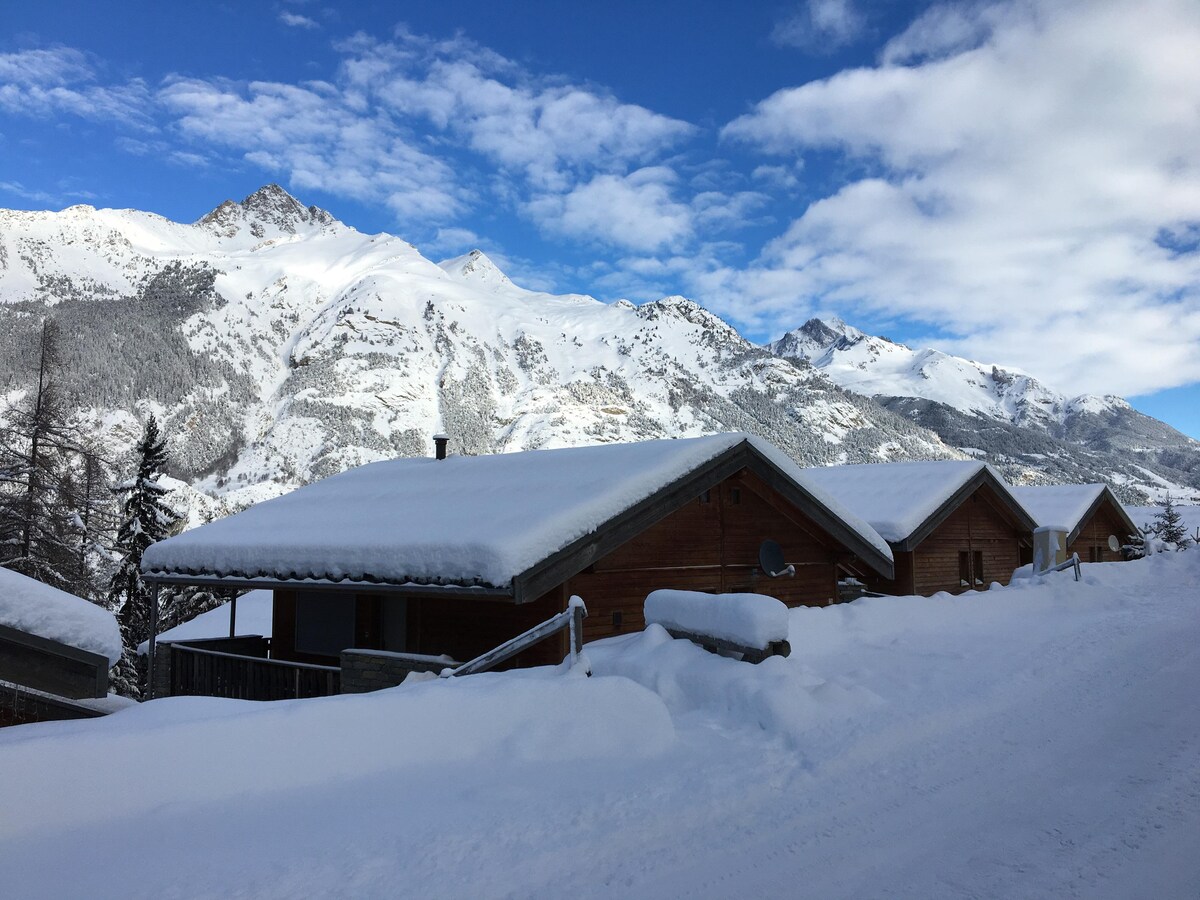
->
[613, 610, 623, 630]
[699, 489, 711, 504]
[730, 488, 741, 505]
[382, 598, 407, 651]
[973, 551, 984, 586]
[959, 551, 970, 587]
[295, 592, 356, 657]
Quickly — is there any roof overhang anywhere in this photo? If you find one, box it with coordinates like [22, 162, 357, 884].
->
[140, 571, 515, 601]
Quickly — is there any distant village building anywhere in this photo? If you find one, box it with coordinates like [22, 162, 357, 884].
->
[141, 434, 894, 698]
[803, 461, 1038, 596]
[1012, 484, 1138, 563]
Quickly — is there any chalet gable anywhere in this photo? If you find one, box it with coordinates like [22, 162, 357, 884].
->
[803, 461, 1038, 553]
[1011, 484, 1139, 546]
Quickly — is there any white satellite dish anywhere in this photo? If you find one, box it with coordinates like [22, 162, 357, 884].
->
[1107, 534, 1121, 553]
[759, 539, 795, 578]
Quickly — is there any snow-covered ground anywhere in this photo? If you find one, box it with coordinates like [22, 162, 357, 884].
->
[3, 553, 1199, 898]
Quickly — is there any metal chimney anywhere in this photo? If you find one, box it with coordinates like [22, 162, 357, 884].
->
[433, 433, 449, 461]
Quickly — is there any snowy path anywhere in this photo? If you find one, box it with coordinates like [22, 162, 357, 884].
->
[2, 555, 1199, 898]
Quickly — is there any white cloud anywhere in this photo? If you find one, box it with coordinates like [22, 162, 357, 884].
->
[341, 33, 696, 192]
[158, 77, 463, 221]
[719, 0, 1200, 397]
[279, 12, 319, 29]
[0, 47, 151, 126]
[772, 0, 867, 52]
[525, 168, 694, 252]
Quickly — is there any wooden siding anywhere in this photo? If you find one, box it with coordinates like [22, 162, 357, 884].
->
[568, 468, 843, 644]
[1068, 499, 1131, 563]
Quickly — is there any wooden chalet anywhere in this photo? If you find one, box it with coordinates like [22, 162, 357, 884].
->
[803, 461, 1038, 596]
[0, 567, 121, 727]
[141, 434, 894, 699]
[1011, 484, 1139, 563]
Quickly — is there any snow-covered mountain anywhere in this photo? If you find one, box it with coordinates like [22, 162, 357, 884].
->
[1, 185, 1196, 517]
[770, 318, 1200, 503]
[770, 317, 1124, 430]
[0, 186, 957, 521]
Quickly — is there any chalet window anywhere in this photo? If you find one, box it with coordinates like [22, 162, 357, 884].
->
[295, 592, 356, 657]
[973, 551, 984, 586]
[730, 488, 741, 505]
[959, 551, 970, 587]
[1089, 546, 1102, 563]
[699, 489, 711, 504]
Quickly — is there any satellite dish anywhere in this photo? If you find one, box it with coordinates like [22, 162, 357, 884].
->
[1107, 534, 1121, 553]
[759, 539, 795, 578]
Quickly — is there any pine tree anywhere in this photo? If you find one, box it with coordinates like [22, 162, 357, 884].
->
[0, 320, 88, 590]
[108, 415, 181, 698]
[1153, 494, 1189, 548]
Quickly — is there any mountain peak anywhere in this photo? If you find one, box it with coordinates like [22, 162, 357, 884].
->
[196, 183, 336, 239]
[438, 249, 515, 290]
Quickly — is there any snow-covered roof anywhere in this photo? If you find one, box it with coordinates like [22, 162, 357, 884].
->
[0, 567, 122, 665]
[143, 434, 892, 591]
[802, 460, 1034, 547]
[1010, 484, 1124, 539]
[136, 590, 273, 656]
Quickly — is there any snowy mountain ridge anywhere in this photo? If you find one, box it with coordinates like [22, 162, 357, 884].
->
[0, 186, 959, 522]
[770, 317, 1127, 431]
[0, 185, 1196, 522]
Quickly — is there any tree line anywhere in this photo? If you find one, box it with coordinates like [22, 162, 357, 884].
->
[1, 319, 219, 697]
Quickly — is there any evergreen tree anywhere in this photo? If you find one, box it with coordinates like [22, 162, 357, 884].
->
[0, 320, 88, 589]
[1153, 494, 1190, 548]
[108, 415, 181, 697]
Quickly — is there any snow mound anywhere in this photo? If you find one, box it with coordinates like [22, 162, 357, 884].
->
[590, 625, 877, 751]
[645, 589, 788, 649]
[0, 670, 673, 841]
[0, 567, 121, 665]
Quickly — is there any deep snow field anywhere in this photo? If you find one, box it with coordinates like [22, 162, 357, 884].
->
[2, 553, 1198, 899]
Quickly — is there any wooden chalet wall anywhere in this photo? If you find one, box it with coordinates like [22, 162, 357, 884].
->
[271, 466, 864, 669]
[1068, 499, 1130, 563]
[566, 469, 851, 645]
[865, 483, 1028, 597]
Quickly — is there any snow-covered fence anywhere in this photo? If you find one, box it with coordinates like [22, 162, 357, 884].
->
[644, 590, 791, 663]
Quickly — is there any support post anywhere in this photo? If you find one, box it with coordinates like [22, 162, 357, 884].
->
[229, 591, 237, 639]
[146, 582, 160, 701]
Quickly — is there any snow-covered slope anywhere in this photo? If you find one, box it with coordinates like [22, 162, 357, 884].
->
[4, 552, 1199, 897]
[0, 187, 954, 521]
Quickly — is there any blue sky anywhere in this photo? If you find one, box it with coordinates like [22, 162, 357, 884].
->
[2, 0, 1199, 437]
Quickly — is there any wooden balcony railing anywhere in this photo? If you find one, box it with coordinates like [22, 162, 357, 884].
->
[169, 639, 340, 701]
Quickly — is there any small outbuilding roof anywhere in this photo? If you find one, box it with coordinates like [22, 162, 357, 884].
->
[1013, 484, 1140, 545]
[802, 460, 1037, 551]
[142, 434, 894, 599]
[0, 566, 122, 665]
